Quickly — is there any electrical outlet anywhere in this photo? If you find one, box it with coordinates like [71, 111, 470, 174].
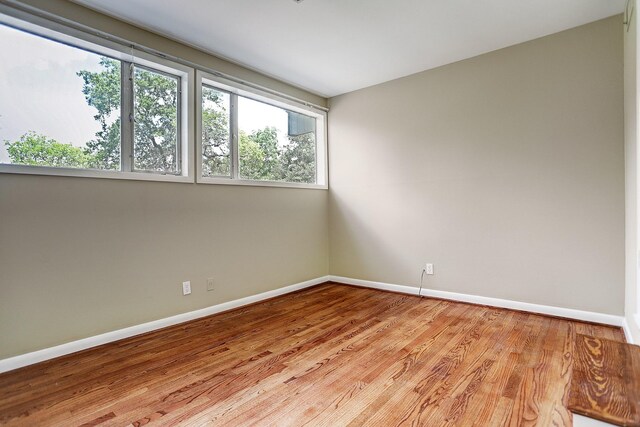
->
[425, 263, 434, 275]
[182, 281, 191, 295]
[207, 278, 215, 291]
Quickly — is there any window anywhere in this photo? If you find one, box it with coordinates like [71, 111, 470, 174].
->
[237, 96, 317, 184]
[197, 72, 327, 188]
[0, 13, 193, 182]
[0, 23, 121, 171]
[201, 86, 232, 177]
[0, 9, 325, 189]
[132, 66, 181, 174]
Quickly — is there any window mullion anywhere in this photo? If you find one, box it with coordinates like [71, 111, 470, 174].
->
[121, 61, 134, 172]
[176, 75, 182, 175]
[230, 93, 239, 179]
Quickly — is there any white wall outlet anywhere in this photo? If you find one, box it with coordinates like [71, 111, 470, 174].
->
[207, 278, 215, 291]
[425, 263, 434, 275]
[182, 281, 191, 295]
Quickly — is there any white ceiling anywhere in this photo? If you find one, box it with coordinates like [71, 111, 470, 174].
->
[71, 0, 625, 98]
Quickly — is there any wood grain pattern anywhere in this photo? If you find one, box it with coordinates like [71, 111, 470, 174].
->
[0, 283, 627, 426]
[568, 334, 640, 426]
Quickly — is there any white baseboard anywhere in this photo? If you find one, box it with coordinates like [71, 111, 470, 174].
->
[0, 276, 330, 374]
[329, 275, 626, 328]
[622, 314, 640, 344]
[622, 318, 635, 344]
[330, 275, 420, 296]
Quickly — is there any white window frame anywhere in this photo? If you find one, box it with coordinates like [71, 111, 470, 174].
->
[0, 9, 194, 183]
[196, 70, 328, 189]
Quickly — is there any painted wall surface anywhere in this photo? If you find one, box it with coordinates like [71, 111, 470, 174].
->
[0, 176, 329, 359]
[0, 1, 329, 359]
[328, 16, 625, 315]
[624, 0, 640, 343]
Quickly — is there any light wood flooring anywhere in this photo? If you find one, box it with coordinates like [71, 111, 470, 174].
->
[0, 283, 626, 426]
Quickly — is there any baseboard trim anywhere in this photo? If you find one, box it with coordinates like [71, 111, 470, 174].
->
[330, 275, 420, 296]
[623, 315, 640, 345]
[329, 275, 626, 328]
[622, 318, 635, 344]
[0, 276, 330, 374]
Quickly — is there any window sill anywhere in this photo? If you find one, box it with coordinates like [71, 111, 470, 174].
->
[197, 176, 328, 190]
[0, 165, 327, 189]
[0, 164, 193, 183]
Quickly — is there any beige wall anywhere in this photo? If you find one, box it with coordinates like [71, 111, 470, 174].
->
[0, 176, 329, 359]
[624, 0, 640, 343]
[329, 16, 625, 315]
[0, 1, 329, 359]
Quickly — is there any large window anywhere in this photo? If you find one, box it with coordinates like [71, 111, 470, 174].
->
[0, 9, 326, 189]
[0, 13, 193, 182]
[197, 72, 327, 188]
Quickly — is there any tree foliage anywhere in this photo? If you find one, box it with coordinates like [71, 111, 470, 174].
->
[202, 86, 230, 176]
[281, 132, 316, 183]
[237, 127, 316, 182]
[6, 132, 94, 168]
[77, 59, 180, 173]
[76, 57, 121, 170]
[239, 127, 280, 180]
[238, 131, 266, 180]
[132, 67, 179, 172]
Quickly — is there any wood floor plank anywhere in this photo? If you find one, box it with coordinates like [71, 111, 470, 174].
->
[568, 333, 640, 426]
[0, 283, 629, 426]
[445, 313, 532, 426]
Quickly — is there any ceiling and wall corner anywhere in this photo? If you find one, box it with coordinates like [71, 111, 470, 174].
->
[69, 0, 625, 97]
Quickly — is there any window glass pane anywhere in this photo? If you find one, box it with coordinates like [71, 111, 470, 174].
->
[0, 23, 121, 170]
[201, 86, 231, 177]
[237, 96, 316, 184]
[133, 66, 179, 174]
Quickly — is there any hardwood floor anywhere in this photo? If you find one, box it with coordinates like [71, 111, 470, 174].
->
[0, 283, 626, 426]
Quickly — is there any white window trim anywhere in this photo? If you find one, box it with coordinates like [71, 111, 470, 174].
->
[196, 70, 328, 190]
[0, 8, 194, 184]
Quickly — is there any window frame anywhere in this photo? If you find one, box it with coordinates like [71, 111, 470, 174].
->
[199, 84, 234, 179]
[0, 9, 194, 183]
[196, 70, 328, 189]
[130, 63, 184, 175]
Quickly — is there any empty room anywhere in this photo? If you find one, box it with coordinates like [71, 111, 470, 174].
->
[0, 0, 639, 426]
